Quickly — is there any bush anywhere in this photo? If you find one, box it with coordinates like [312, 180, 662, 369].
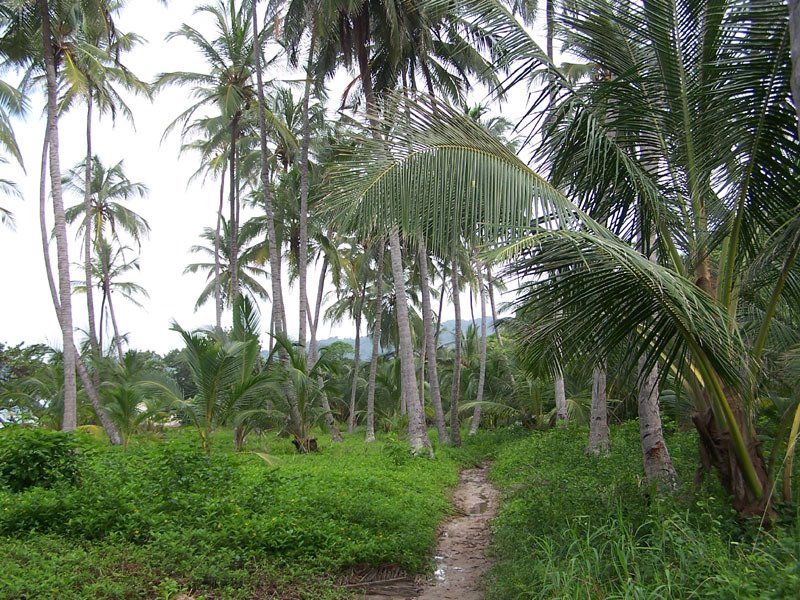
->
[0, 428, 82, 492]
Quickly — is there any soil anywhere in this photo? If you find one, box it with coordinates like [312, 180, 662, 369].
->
[356, 464, 500, 600]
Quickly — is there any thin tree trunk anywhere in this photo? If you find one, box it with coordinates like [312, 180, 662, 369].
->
[419, 242, 448, 444]
[106, 282, 125, 362]
[434, 278, 445, 349]
[450, 261, 463, 446]
[365, 243, 385, 442]
[308, 295, 343, 442]
[308, 256, 328, 360]
[228, 120, 239, 304]
[252, 1, 300, 433]
[214, 162, 226, 329]
[554, 371, 568, 425]
[586, 362, 609, 455]
[298, 31, 316, 348]
[389, 227, 431, 456]
[41, 0, 77, 431]
[83, 99, 99, 356]
[487, 266, 502, 347]
[638, 359, 678, 491]
[469, 261, 488, 435]
[348, 277, 366, 432]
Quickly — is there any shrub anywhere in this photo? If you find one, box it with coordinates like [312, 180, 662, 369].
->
[0, 428, 82, 492]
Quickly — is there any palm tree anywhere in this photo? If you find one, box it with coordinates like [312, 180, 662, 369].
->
[157, 0, 261, 308]
[184, 217, 270, 311]
[0, 0, 129, 433]
[324, 0, 799, 515]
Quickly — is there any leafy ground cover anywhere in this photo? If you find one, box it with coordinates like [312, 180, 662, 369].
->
[0, 427, 510, 599]
[488, 422, 800, 599]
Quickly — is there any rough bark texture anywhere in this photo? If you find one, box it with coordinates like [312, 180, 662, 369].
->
[693, 395, 774, 519]
[450, 262, 463, 447]
[469, 262, 488, 436]
[41, 0, 77, 431]
[418, 241, 448, 444]
[365, 243, 385, 443]
[554, 371, 568, 425]
[389, 228, 432, 456]
[638, 359, 678, 492]
[586, 364, 610, 455]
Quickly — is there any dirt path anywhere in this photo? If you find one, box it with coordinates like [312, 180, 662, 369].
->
[358, 464, 500, 600]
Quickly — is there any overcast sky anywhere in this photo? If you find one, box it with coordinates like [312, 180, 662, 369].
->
[0, 2, 539, 355]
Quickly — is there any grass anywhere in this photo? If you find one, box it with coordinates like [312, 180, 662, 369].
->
[0, 426, 512, 599]
[487, 422, 800, 599]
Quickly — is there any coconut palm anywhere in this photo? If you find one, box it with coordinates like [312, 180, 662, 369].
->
[184, 217, 270, 311]
[324, 0, 800, 516]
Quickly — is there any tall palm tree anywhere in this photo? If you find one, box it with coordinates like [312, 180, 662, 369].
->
[157, 0, 260, 308]
[0, 0, 128, 433]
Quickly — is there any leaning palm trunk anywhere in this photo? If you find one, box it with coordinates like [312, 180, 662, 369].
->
[41, 0, 77, 431]
[449, 261, 463, 446]
[389, 227, 432, 456]
[469, 261, 488, 435]
[228, 121, 240, 303]
[38, 115, 121, 444]
[365, 243, 385, 443]
[308, 310, 344, 443]
[487, 266, 502, 347]
[83, 99, 100, 356]
[586, 363, 610, 455]
[419, 240, 448, 444]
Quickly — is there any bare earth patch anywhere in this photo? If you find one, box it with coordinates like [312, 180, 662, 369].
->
[355, 464, 500, 600]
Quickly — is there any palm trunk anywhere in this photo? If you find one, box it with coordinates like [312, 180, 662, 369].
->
[434, 278, 445, 349]
[449, 261, 463, 446]
[365, 243, 385, 442]
[252, 2, 300, 432]
[638, 359, 678, 491]
[389, 227, 431, 456]
[487, 266, 502, 347]
[308, 289, 343, 442]
[228, 120, 239, 304]
[106, 282, 125, 362]
[39, 125, 59, 319]
[298, 31, 316, 348]
[419, 241, 448, 444]
[586, 363, 609, 455]
[348, 278, 366, 432]
[554, 371, 567, 424]
[214, 162, 226, 329]
[83, 100, 99, 356]
[41, 0, 77, 431]
[469, 261, 488, 435]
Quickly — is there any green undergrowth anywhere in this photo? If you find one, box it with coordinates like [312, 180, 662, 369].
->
[488, 422, 800, 599]
[0, 426, 511, 599]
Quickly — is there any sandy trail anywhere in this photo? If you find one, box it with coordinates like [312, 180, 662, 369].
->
[358, 464, 500, 600]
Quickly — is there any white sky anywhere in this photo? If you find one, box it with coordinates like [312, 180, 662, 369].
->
[0, 2, 544, 355]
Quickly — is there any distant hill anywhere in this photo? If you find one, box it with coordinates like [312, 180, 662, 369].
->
[318, 318, 496, 360]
